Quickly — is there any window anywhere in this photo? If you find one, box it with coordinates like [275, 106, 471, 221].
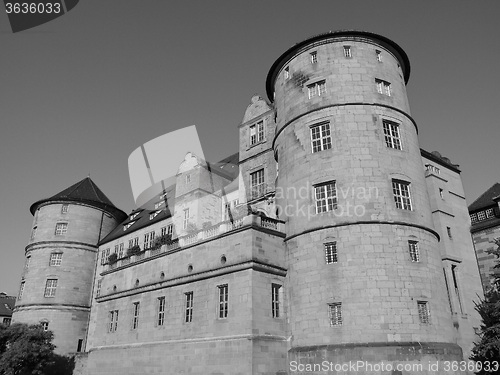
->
[101, 248, 110, 266]
[451, 265, 464, 314]
[77, 339, 83, 352]
[61, 204, 69, 213]
[382, 120, 401, 150]
[96, 279, 102, 298]
[2, 318, 11, 326]
[408, 240, 420, 262]
[439, 188, 444, 199]
[25, 256, 31, 268]
[150, 210, 162, 220]
[443, 268, 453, 313]
[183, 209, 190, 230]
[132, 302, 140, 329]
[376, 79, 391, 96]
[314, 181, 337, 213]
[343, 46, 351, 58]
[272, 284, 282, 318]
[123, 221, 135, 231]
[161, 225, 173, 237]
[307, 80, 326, 99]
[250, 169, 265, 199]
[129, 212, 139, 220]
[49, 253, 62, 266]
[310, 51, 317, 64]
[325, 242, 338, 264]
[284, 66, 289, 79]
[157, 297, 166, 326]
[144, 231, 155, 249]
[40, 321, 49, 331]
[185, 292, 193, 323]
[486, 208, 495, 218]
[328, 303, 342, 326]
[417, 301, 430, 324]
[19, 281, 25, 300]
[109, 310, 118, 332]
[446, 226, 452, 239]
[310, 122, 332, 153]
[30, 226, 37, 241]
[392, 180, 412, 210]
[185, 174, 191, 184]
[376, 49, 382, 62]
[425, 164, 440, 174]
[154, 200, 165, 210]
[44, 279, 57, 297]
[470, 213, 478, 223]
[118, 243, 124, 258]
[218, 284, 228, 319]
[250, 121, 265, 145]
[54, 223, 68, 235]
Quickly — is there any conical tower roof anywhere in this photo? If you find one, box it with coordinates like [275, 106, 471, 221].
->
[30, 177, 127, 221]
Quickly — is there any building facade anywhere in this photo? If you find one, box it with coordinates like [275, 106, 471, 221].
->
[13, 31, 484, 374]
[0, 292, 16, 326]
[469, 183, 500, 290]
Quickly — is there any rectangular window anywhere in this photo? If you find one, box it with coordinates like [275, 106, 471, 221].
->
[19, 281, 25, 300]
[272, 284, 282, 318]
[451, 265, 464, 314]
[157, 297, 166, 326]
[2, 318, 11, 326]
[185, 174, 191, 184]
[41, 321, 49, 331]
[250, 169, 265, 199]
[392, 180, 412, 210]
[54, 223, 68, 235]
[132, 302, 140, 330]
[310, 122, 332, 153]
[185, 292, 193, 323]
[447, 226, 452, 239]
[284, 66, 289, 79]
[443, 268, 454, 313]
[118, 243, 124, 258]
[49, 253, 62, 266]
[328, 303, 342, 326]
[310, 51, 317, 64]
[314, 181, 337, 213]
[77, 339, 83, 352]
[382, 120, 402, 150]
[109, 310, 118, 332]
[325, 242, 338, 264]
[477, 211, 486, 221]
[150, 210, 162, 220]
[161, 224, 173, 237]
[61, 204, 69, 213]
[376, 79, 391, 96]
[44, 279, 57, 297]
[417, 301, 430, 324]
[144, 231, 155, 249]
[154, 200, 165, 210]
[218, 284, 228, 319]
[128, 239, 134, 249]
[470, 213, 478, 224]
[250, 121, 265, 145]
[96, 279, 102, 298]
[343, 45, 351, 58]
[376, 49, 382, 62]
[439, 188, 444, 199]
[183, 209, 190, 230]
[408, 240, 420, 262]
[486, 208, 495, 218]
[307, 80, 326, 99]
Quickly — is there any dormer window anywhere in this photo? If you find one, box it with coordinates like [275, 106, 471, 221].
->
[123, 221, 136, 231]
[150, 210, 162, 220]
[154, 200, 165, 210]
[129, 212, 139, 220]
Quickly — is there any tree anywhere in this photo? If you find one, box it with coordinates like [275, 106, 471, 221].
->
[0, 323, 55, 375]
[470, 238, 500, 374]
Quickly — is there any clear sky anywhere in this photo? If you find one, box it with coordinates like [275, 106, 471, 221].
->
[1, 0, 499, 295]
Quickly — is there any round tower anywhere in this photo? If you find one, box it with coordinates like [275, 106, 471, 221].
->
[267, 31, 463, 370]
[12, 177, 126, 355]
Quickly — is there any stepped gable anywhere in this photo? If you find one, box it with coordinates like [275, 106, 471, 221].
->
[469, 182, 500, 212]
[29, 177, 127, 221]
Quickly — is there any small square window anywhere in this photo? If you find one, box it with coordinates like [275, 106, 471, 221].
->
[417, 301, 430, 324]
[49, 253, 62, 266]
[54, 223, 68, 236]
[61, 204, 69, 213]
[376, 79, 391, 96]
[328, 303, 342, 326]
[307, 80, 326, 99]
[343, 46, 351, 58]
[486, 208, 495, 218]
[408, 241, 419, 262]
[325, 242, 338, 264]
[40, 321, 49, 331]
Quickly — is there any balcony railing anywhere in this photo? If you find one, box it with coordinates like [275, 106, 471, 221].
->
[107, 214, 283, 270]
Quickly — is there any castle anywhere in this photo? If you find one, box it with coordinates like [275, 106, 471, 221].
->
[13, 31, 484, 374]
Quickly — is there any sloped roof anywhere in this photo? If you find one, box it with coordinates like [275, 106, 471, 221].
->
[469, 183, 500, 212]
[30, 177, 127, 221]
[0, 293, 16, 317]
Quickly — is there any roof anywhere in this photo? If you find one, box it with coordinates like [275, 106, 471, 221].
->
[266, 30, 411, 102]
[212, 152, 239, 179]
[30, 177, 127, 221]
[469, 183, 500, 212]
[420, 149, 461, 173]
[0, 293, 16, 317]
